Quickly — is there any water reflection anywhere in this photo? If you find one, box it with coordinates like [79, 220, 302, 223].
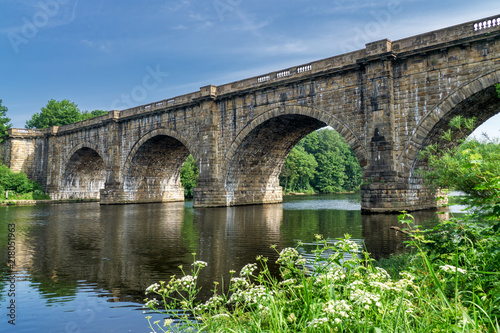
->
[362, 210, 440, 259]
[0, 194, 446, 332]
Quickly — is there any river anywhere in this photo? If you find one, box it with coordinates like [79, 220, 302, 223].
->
[0, 193, 455, 332]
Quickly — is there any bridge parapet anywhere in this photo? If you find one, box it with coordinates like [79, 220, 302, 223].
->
[392, 14, 500, 54]
[8, 128, 46, 137]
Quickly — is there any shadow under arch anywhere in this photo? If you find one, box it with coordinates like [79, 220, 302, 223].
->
[399, 69, 500, 185]
[59, 143, 107, 200]
[221, 104, 367, 206]
[121, 128, 195, 203]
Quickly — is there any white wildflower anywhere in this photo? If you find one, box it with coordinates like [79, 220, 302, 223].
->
[369, 281, 391, 290]
[350, 289, 381, 308]
[324, 299, 352, 318]
[144, 298, 159, 308]
[348, 280, 365, 290]
[192, 260, 208, 268]
[276, 248, 301, 265]
[240, 263, 257, 277]
[145, 283, 160, 294]
[178, 275, 197, 289]
[439, 264, 466, 274]
[230, 277, 249, 289]
[307, 317, 329, 328]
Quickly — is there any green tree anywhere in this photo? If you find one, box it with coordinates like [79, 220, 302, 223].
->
[0, 100, 11, 143]
[280, 146, 317, 193]
[81, 110, 108, 120]
[421, 116, 500, 220]
[26, 99, 82, 128]
[343, 151, 363, 191]
[314, 150, 346, 193]
[279, 129, 363, 194]
[180, 155, 198, 198]
[25, 100, 108, 129]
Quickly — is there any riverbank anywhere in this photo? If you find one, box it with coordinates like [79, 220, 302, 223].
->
[0, 199, 99, 206]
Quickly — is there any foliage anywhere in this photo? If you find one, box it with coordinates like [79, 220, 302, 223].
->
[420, 116, 500, 221]
[180, 155, 198, 198]
[0, 164, 49, 200]
[279, 129, 363, 194]
[25, 99, 108, 128]
[397, 212, 500, 330]
[81, 109, 108, 120]
[144, 232, 499, 332]
[0, 99, 12, 144]
[280, 146, 317, 194]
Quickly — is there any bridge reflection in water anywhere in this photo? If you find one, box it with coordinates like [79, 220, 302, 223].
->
[4, 195, 445, 305]
[1, 195, 452, 331]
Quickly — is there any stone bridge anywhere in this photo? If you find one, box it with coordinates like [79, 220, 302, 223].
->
[2, 15, 500, 212]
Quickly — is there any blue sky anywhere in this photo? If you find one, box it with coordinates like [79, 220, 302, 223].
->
[1, 0, 499, 137]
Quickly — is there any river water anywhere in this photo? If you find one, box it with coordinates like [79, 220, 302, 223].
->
[0, 193, 453, 332]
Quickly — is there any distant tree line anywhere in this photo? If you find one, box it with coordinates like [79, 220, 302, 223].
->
[279, 129, 362, 194]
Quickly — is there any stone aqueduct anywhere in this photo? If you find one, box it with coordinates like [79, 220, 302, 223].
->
[1, 15, 500, 212]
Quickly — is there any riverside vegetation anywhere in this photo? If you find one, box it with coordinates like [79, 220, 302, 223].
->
[144, 116, 500, 332]
[0, 164, 50, 201]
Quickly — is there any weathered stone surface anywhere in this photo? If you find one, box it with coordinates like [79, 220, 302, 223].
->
[1, 15, 499, 212]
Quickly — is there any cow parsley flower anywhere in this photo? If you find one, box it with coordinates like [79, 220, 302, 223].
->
[240, 263, 257, 277]
[439, 264, 466, 274]
[145, 283, 160, 294]
[307, 317, 329, 328]
[192, 261, 208, 268]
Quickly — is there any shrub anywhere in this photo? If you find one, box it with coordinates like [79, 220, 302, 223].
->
[0, 164, 48, 199]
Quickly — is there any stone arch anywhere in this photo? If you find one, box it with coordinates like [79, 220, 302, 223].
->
[221, 104, 367, 206]
[60, 143, 107, 200]
[122, 128, 195, 203]
[400, 69, 500, 183]
[224, 104, 367, 174]
[63, 142, 107, 171]
[123, 128, 197, 173]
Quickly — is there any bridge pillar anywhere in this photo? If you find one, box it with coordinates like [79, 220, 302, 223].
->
[99, 113, 122, 204]
[193, 182, 283, 207]
[358, 40, 438, 213]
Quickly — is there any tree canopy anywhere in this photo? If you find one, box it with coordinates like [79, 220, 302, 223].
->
[180, 154, 199, 198]
[279, 129, 362, 193]
[25, 99, 107, 129]
[0, 99, 12, 143]
[421, 115, 500, 221]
